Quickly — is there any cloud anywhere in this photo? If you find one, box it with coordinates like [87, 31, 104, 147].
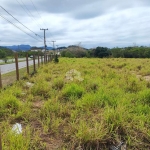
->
[0, 0, 150, 48]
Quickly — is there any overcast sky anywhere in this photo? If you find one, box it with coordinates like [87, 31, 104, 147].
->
[0, 0, 150, 48]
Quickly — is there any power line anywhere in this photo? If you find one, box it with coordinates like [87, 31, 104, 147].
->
[0, 13, 42, 42]
[0, 5, 43, 40]
[15, 0, 42, 29]
[20, 0, 43, 28]
[15, 0, 35, 23]
[28, 0, 53, 38]
[29, 0, 47, 28]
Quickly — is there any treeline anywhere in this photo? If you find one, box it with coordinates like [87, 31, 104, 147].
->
[61, 46, 150, 58]
[0, 47, 43, 58]
[111, 46, 150, 58]
[17, 51, 43, 58]
[0, 47, 14, 59]
[2, 45, 150, 59]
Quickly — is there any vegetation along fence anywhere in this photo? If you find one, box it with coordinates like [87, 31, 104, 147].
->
[0, 53, 54, 89]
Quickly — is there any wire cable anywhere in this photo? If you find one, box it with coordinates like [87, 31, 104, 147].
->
[20, 0, 43, 28]
[29, 0, 47, 28]
[28, 0, 53, 38]
[15, 0, 42, 29]
[0, 13, 42, 42]
[0, 5, 43, 40]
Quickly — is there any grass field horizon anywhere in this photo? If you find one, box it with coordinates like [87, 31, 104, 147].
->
[0, 58, 150, 149]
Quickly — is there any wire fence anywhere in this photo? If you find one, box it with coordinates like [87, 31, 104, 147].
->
[0, 53, 54, 89]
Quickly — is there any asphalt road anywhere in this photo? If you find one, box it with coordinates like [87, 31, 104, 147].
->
[0, 59, 39, 74]
[0, 58, 32, 63]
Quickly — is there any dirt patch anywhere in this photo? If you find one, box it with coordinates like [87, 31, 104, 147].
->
[136, 74, 150, 82]
[2, 76, 16, 87]
[143, 76, 150, 82]
[32, 101, 44, 109]
[131, 71, 150, 82]
[136, 74, 142, 78]
[40, 134, 62, 150]
[30, 119, 42, 130]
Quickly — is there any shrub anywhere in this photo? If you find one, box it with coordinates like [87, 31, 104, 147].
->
[0, 95, 20, 117]
[54, 54, 59, 63]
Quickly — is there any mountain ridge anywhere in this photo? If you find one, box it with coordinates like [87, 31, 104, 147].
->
[2, 45, 53, 51]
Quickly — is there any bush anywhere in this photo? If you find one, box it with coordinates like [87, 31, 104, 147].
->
[54, 54, 59, 63]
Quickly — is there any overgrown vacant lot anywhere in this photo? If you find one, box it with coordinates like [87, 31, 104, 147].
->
[0, 58, 150, 149]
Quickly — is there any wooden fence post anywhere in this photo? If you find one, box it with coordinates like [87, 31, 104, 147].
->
[26, 53, 29, 74]
[46, 55, 48, 63]
[45, 54, 47, 64]
[41, 55, 43, 64]
[0, 68, 2, 89]
[38, 54, 40, 67]
[33, 55, 36, 72]
[48, 55, 50, 62]
[44, 54, 46, 63]
[50, 54, 52, 61]
[0, 135, 2, 150]
[15, 53, 19, 81]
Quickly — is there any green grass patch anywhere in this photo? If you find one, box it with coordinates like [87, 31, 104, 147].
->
[0, 58, 150, 149]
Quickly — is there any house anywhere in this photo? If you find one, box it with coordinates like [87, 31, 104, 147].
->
[30, 49, 42, 52]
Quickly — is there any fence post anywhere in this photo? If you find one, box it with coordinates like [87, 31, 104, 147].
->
[33, 55, 36, 72]
[26, 53, 29, 74]
[50, 54, 52, 61]
[44, 54, 46, 63]
[41, 55, 43, 64]
[15, 53, 19, 81]
[48, 55, 50, 62]
[46, 55, 47, 63]
[0, 68, 2, 89]
[0, 135, 2, 150]
[38, 54, 40, 67]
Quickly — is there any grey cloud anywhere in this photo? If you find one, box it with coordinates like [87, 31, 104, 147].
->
[1, 0, 150, 48]
[34, 0, 106, 19]
[35, 0, 145, 20]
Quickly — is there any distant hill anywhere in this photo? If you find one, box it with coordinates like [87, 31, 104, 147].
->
[3, 45, 31, 51]
[39, 46, 53, 50]
[2, 45, 53, 51]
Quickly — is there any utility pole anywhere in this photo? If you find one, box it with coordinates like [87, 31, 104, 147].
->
[40, 28, 48, 59]
[52, 41, 56, 55]
[56, 45, 59, 55]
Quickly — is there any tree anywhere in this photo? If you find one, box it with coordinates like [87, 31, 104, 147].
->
[111, 47, 124, 57]
[93, 47, 110, 58]
[2, 57, 8, 63]
[0, 47, 14, 64]
[0, 50, 6, 58]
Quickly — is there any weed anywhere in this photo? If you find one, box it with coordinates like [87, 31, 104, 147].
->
[1, 58, 150, 149]
[52, 78, 64, 90]
[61, 83, 84, 101]
[31, 79, 51, 98]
